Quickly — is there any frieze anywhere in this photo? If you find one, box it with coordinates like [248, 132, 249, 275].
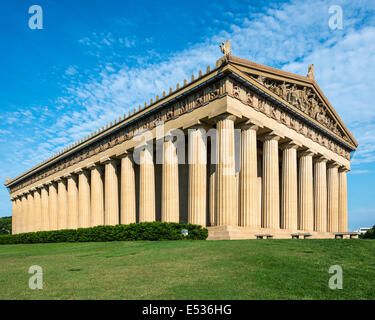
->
[9, 79, 227, 195]
[227, 79, 351, 161]
[250, 74, 349, 142]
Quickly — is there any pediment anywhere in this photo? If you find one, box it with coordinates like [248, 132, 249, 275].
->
[226, 56, 357, 150]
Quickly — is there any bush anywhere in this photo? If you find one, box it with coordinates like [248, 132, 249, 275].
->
[0, 216, 12, 235]
[0, 222, 208, 245]
[362, 225, 375, 239]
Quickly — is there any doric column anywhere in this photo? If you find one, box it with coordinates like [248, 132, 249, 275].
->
[33, 189, 41, 232]
[139, 147, 156, 222]
[27, 191, 35, 232]
[47, 181, 58, 231]
[56, 177, 68, 230]
[15, 197, 21, 234]
[188, 126, 207, 226]
[76, 168, 91, 228]
[338, 168, 348, 232]
[209, 165, 216, 226]
[162, 134, 179, 223]
[314, 157, 328, 232]
[327, 163, 339, 232]
[40, 185, 49, 231]
[65, 173, 79, 229]
[280, 142, 298, 230]
[261, 134, 280, 229]
[239, 123, 259, 227]
[119, 153, 136, 224]
[216, 114, 236, 226]
[87, 163, 104, 226]
[20, 195, 27, 233]
[101, 157, 119, 226]
[11, 198, 16, 234]
[298, 150, 314, 231]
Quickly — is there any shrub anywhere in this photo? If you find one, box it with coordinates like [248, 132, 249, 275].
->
[362, 225, 375, 239]
[0, 216, 12, 235]
[0, 222, 208, 245]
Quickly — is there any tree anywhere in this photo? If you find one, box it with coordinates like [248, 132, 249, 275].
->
[0, 216, 12, 235]
[362, 225, 375, 239]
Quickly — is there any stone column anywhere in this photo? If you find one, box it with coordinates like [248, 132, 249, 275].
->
[162, 134, 180, 223]
[102, 157, 119, 226]
[188, 127, 207, 226]
[280, 142, 298, 230]
[20, 195, 27, 233]
[87, 163, 104, 226]
[11, 198, 16, 234]
[33, 189, 41, 232]
[48, 181, 58, 231]
[338, 168, 348, 232]
[298, 150, 314, 231]
[56, 178, 68, 230]
[239, 124, 259, 227]
[261, 134, 280, 229]
[40, 185, 49, 231]
[209, 165, 216, 226]
[139, 147, 156, 222]
[314, 157, 328, 232]
[27, 191, 35, 232]
[65, 173, 79, 229]
[327, 163, 339, 233]
[76, 168, 91, 228]
[119, 153, 136, 224]
[216, 114, 237, 226]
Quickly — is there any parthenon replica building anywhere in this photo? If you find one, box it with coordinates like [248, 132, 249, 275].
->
[5, 43, 358, 239]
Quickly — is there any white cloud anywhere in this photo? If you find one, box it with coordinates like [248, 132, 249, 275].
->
[5, 0, 375, 180]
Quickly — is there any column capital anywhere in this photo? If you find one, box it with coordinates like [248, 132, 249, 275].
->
[339, 166, 350, 173]
[313, 154, 329, 163]
[116, 151, 132, 159]
[279, 140, 301, 150]
[298, 148, 316, 157]
[53, 176, 64, 183]
[236, 118, 263, 130]
[214, 113, 237, 122]
[74, 167, 88, 174]
[100, 155, 118, 165]
[327, 161, 340, 169]
[258, 131, 281, 142]
[63, 172, 75, 179]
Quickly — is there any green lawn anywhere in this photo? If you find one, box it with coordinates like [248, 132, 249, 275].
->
[0, 239, 374, 300]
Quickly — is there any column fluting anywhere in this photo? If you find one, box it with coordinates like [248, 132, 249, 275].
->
[216, 114, 236, 226]
[327, 163, 339, 232]
[120, 153, 136, 224]
[188, 127, 207, 226]
[40, 185, 49, 231]
[298, 150, 314, 231]
[88, 163, 104, 226]
[239, 124, 259, 227]
[57, 178, 68, 230]
[76, 168, 91, 228]
[48, 182, 58, 231]
[66, 174, 79, 229]
[139, 147, 156, 222]
[280, 143, 298, 230]
[33, 189, 41, 232]
[314, 157, 328, 232]
[261, 134, 280, 229]
[162, 134, 180, 223]
[338, 168, 348, 232]
[103, 158, 119, 226]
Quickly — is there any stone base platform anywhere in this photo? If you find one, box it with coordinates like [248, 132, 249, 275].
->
[207, 226, 345, 240]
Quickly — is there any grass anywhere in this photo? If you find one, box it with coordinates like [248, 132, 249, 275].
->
[0, 239, 374, 300]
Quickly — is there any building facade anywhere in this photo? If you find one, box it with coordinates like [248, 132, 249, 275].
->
[5, 47, 358, 239]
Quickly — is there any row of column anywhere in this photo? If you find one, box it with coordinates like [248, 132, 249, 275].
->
[11, 113, 348, 234]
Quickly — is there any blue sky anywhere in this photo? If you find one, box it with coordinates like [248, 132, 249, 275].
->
[1, 0, 374, 231]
